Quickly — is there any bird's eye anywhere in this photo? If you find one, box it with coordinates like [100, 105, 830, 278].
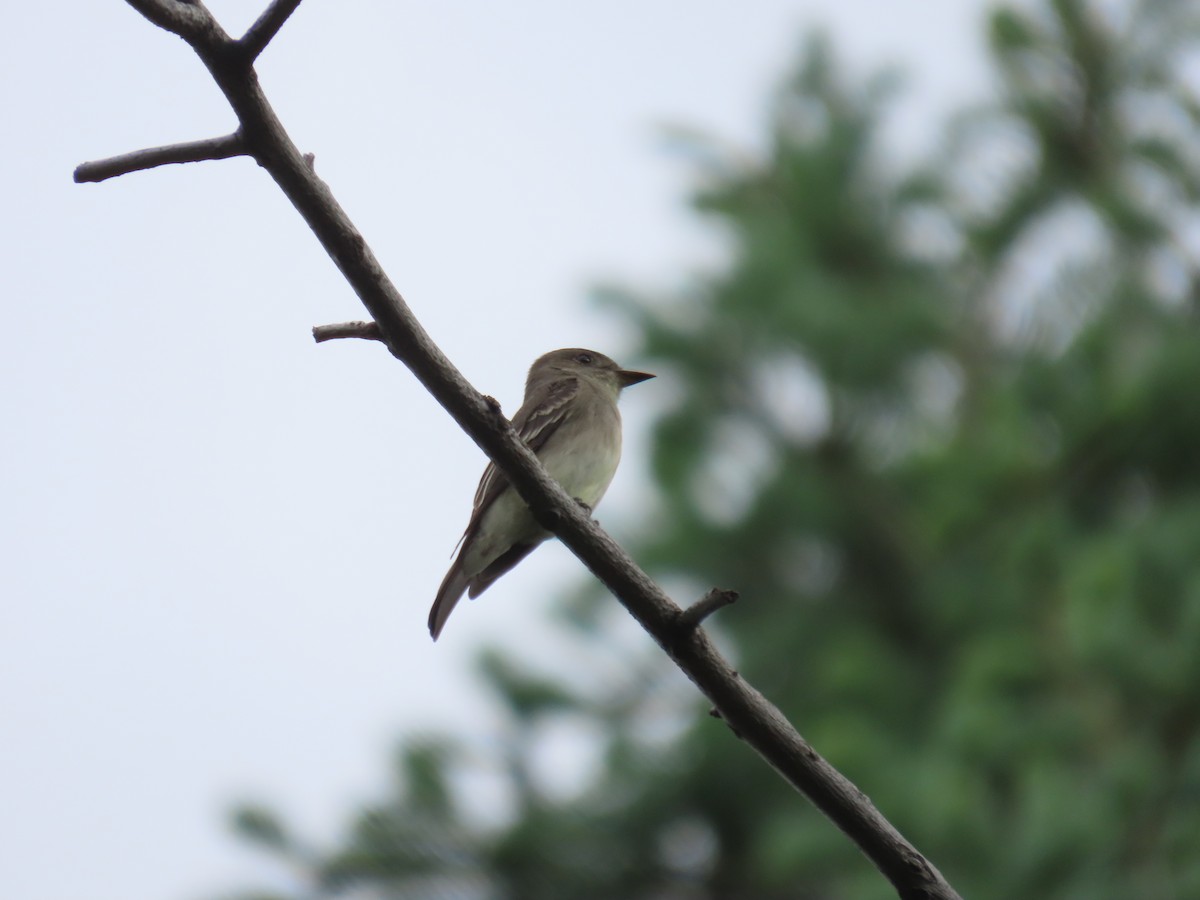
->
[575, 352, 594, 365]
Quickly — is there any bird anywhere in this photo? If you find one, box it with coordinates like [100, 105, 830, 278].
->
[428, 348, 654, 640]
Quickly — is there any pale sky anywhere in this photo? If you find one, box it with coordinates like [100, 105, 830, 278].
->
[1, 2, 991, 898]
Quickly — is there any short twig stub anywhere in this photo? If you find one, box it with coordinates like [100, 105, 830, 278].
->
[677, 588, 739, 635]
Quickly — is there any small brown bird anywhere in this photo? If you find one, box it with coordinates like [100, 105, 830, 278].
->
[429, 349, 653, 640]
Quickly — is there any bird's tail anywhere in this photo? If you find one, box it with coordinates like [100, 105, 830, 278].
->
[429, 558, 471, 641]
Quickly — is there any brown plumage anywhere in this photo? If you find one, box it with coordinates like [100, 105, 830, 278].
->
[428, 349, 653, 640]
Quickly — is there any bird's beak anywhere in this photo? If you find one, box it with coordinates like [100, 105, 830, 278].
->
[617, 368, 655, 388]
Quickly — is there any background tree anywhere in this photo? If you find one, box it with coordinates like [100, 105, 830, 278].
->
[226, 0, 1200, 897]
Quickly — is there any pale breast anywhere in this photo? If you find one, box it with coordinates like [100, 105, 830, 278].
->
[541, 385, 623, 509]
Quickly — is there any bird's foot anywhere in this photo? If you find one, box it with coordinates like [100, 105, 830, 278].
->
[573, 498, 593, 515]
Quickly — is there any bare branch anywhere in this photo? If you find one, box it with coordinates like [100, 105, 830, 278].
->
[670, 588, 737, 707]
[86, 7, 963, 899]
[74, 132, 246, 183]
[677, 588, 739, 636]
[240, 0, 303, 62]
[312, 320, 383, 343]
[123, 0, 210, 39]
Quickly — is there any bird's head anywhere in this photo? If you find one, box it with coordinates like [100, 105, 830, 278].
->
[528, 348, 654, 396]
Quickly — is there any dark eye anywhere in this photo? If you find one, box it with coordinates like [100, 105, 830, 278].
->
[575, 352, 594, 365]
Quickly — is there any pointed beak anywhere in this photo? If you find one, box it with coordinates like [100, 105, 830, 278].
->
[617, 368, 655, 388]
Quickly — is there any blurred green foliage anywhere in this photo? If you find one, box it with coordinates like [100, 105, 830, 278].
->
[222, 1, 1200, 897]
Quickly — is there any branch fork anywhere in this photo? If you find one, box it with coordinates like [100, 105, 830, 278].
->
[74, 0, 305, 184]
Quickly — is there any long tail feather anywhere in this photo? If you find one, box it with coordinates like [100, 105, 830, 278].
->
[429, 559, 471, 641]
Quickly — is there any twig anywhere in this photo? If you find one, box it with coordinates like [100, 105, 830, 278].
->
[74, 132, 246, 184]
[677, 588, 739, 634]
[82, 5, 963, 899]
[312, 321, 383, 343]
[240, 0, 303, 62]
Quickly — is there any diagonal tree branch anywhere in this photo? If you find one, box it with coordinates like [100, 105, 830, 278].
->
[240, 0, 303, 62]
[78, 4, 963, 899]
[74, 131, 246, 183]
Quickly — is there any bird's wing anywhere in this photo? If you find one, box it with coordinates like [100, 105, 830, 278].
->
[462, 375, 580, 535]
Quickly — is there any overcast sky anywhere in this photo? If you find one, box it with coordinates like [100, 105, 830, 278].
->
[2, 2, 992, 898]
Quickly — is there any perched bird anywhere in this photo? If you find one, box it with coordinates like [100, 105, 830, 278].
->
[429, 348, 654, 640]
